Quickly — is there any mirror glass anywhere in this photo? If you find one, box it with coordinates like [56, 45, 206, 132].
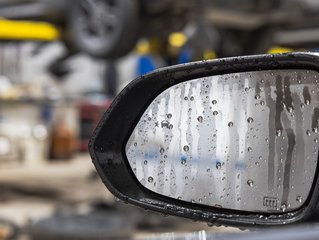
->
[126, 69, 319, 213]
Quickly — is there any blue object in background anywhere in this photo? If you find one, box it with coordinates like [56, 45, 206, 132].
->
[136, 55, 156, 76]
[178, 47, 192, 64]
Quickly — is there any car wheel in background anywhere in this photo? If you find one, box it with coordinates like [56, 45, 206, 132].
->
[69, 0, 140, 59]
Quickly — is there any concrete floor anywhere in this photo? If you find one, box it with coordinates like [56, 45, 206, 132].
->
[0, 153, 240, 239]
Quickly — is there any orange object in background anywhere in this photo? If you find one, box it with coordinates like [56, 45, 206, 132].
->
[50, 119, 76, 160]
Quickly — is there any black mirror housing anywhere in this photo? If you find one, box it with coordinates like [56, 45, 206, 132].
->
[89, 53, 319, 227]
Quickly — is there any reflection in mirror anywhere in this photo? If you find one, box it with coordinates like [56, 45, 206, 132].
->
[126, 70, 319, 213]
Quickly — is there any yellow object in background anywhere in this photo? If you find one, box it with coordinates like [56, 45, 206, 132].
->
[203, 50, 217, 60]
[168, 32, 187, 48]
[268, 46, 295, 54]
[0, 19, 60, 41]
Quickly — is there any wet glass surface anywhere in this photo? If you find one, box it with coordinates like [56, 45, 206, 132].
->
[126, 70, 319, 213]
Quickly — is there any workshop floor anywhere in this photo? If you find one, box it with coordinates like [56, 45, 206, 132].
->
[0, 154, 240, 239]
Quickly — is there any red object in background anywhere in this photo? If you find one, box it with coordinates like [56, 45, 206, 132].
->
[79, 97, 112, 152]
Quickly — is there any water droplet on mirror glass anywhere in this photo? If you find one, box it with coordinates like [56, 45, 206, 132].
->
[183, 145, 190, 152]
[160, 148, 165, 153]
[247, 179, 254, 187]
[148, 177, 154, 183]
[144, 160, 148, 165]
[190, 96, 194, 101]
[167, 113, 172, 119]
[213, 111, 218, 116]
[305, 99, 310, 105]
[306, 130, 311, 136]
[247, 117, 254, 123]
[281, 203, 287, 212]
[315, 138, 319, 143]
[260, 100, 265, 106]
[288, 107, 293, 113]
[216, 162, 222, 169]
[296, 196, 302, 203]
[181, 159, 186, 165]
[197, 116, 203, 123]
[184, 96, 188, 100]
[313, 127, 318, 133]
[228, 122, 233, 127]
[255, 94, 260, 100]
[134, 142, 137, 147]
[247, 147, 253, 152]
[169, 124, 173, 129]
[276, 129, 282, 137]
[212, 100, 217, 105]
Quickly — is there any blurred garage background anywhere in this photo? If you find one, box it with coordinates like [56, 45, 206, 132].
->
[0, 0, 319, 239]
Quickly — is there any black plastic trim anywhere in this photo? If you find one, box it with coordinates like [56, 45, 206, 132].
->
[89, 52, 319, 227]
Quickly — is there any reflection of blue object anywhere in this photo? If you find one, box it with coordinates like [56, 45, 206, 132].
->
[235, 161, 246, 170]
[144, 151, 158, 160]
[136, 55, 156, 76]
[181, 155, 187, 161]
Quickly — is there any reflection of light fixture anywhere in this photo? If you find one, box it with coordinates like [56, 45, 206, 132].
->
[168, 32, 187, 48]
[0, 136, 11, 155]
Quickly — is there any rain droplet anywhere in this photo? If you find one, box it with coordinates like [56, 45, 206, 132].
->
[183, 145, 190, 152]
[169, 124, 173, 129]
[247, 179, 254, 187]
[197, 116, 203, 123]
[245, 87, 250, 92]
[315, 138, 319, 143]
[260, 79, 264, 83]
[177, 196, 182, 200]
[228, 122, 233, 127]
[255, 94, 260, 100]
[167, 113, 172, 119]
[144, 160, 148, 165]
[248, 147, 253, 152]
[281, 203, 287, 212]
[306, 130, 311, 136]
[255, 161, 260, 166]
[305, 99, 310, 105]
[260, 100, 265, 106]
[148, 177, 154, 183]
[213, 111, 218, 116]
[276, 129, 282, 137]
[181, 159, 186, 165]
[212, 100, 217, 105]
[160, 148, 165, 153]
[190, 96, 194, 101]
[300, 103, 305, 108]
[184, 96, 188, 100]
[216, 162, 222, 169]
[288, 107, 294, 113]
[148, 117, 152, 121]
[296, 196, 302, 203]
[134, 142, 137, 147]
[247, 117, 254, 123]
[237, 197, 241, 202]
[313, 127, 318, 133]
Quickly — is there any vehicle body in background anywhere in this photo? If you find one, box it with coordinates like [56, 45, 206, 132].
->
[0, 0, 193, 59]
[208, 0, 319, 56]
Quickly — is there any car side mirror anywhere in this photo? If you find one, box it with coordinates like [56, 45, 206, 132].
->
[89, 53, 319, 227]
